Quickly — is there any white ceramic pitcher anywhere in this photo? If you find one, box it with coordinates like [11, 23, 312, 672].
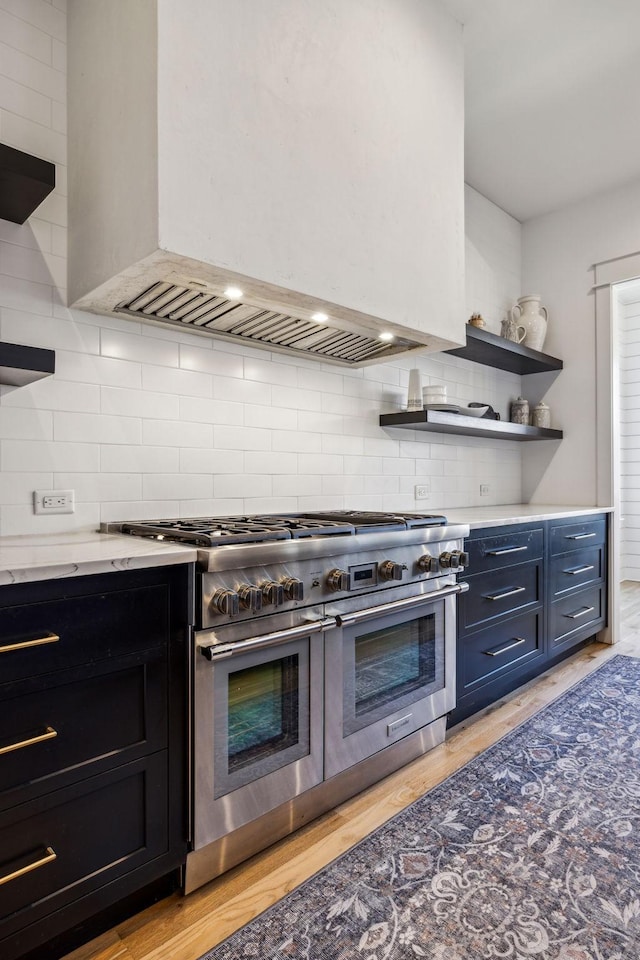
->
[510, 295, 548, 352]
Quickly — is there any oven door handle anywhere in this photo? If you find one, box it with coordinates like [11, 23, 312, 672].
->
[335, 581, 469, 627]
[198, 617, 336, 661]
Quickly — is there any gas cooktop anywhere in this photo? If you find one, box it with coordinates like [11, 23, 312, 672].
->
[113, 511, 449, 547]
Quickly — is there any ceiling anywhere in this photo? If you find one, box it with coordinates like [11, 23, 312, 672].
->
[440, 0, 640, 222]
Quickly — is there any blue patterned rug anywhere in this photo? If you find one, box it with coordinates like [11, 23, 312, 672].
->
[201, 655, 640, 960]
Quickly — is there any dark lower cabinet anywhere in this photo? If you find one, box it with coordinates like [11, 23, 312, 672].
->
[0, 565, 193, 960]
[449, 514, 608, 726]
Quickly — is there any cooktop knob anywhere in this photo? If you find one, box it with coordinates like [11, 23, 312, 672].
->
[327, 568, 350, 592]
[439, 550, 467, 569]
[262, 580, 285, 606]
[238, 584, 263, 612]
[281, 576, 304, 601]
[211, 589, 240, 616]
[417, 554, 439, 573]
[378, 560, 407, 581]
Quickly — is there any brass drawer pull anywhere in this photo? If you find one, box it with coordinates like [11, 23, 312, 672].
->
[0, 633, 59, 654]
[0, 726, 58, 756]
[484, 637, 527, 657]
[564, 564, 595, 576]
[564, 605, 596, 620]
[484, 586, 526, 601]
[565, 532, 596, 540]
[486, 546, 528, 556]
[0, 846, 57, 886]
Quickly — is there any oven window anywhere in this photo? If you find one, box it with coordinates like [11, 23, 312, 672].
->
[341, 606, 445, 736]
[227, 656, 300, 774]
[354, 616, 436, 716]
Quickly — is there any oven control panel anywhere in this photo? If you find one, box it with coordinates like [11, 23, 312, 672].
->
[200, 537, 469, 627]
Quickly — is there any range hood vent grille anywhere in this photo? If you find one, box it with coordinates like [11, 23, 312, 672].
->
[116, 282, 423, 366]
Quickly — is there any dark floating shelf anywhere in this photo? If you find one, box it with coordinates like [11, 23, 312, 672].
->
[0, 143, 56, 224]
[379, 408, 563, 442]
[445, 324, 563, 375]
[0, 341, 55, 386]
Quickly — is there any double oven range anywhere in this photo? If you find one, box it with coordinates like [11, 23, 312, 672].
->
[109, 510, 469, 892]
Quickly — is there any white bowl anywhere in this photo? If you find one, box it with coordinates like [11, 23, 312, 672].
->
[464, 405, 489, 418]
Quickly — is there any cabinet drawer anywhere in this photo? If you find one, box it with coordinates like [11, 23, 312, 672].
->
[550, 584, 605, 649]
[0, 582, 170, 684]
[549, 545, 604, 597]
[0, 755, 168, 932]
[0, 657, 166, 806]
[549, 516, 606, 556]
[460, 562, 542, 632]
[458, 611, 544, 692]
[467, 527, 543, 575]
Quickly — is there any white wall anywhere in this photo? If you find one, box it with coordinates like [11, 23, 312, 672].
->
[0, 1, 523, 537]
[619, 293, 640, 580]
[522, 177, 640, 506]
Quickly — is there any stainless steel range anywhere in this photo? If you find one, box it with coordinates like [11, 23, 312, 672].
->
[107, 510, 469, 892]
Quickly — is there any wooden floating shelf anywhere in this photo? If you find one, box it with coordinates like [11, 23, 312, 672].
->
[445, 324, 563, 376]
[0, 341, 55, 386]
[379, 409, 563, 442]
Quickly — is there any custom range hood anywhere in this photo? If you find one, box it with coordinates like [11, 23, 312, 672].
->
[68, 0, 465, 366]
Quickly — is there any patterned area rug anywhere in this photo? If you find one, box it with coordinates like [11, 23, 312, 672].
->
[201, 655, 640, 960]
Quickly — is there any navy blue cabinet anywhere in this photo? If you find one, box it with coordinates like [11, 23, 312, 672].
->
[449, 514, 608, 726]
[0, 566, 192, 960]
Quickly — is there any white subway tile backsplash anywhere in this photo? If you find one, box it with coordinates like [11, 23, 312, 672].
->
[214, 474, 273, 500]
[245, 451, 297, 475]
[214, 375, 269, 406]
[1, 307, 100, 353]
[180, 342, 243, 379]
[180, 448, 243, 475]
[54, 411, 141, 445]
[143, 419, 213, 448]
[2, 438, 99, 472]
[0, 0, 523, 533]
[102, 328, 179, 367]
[214, 425, 271, 452]
[143, 363, 211, 398]
[143, 473, 213, 502]
[179, 396, 243, 427]
[100, 445, 179, 474]
[0, 405, 52, 438]
[102, 386, 179, 421]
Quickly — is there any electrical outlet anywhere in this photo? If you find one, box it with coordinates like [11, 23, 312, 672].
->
[415, 483, 430, 500]
[34, 490, 75, 515]
[480, 484, 490, 497]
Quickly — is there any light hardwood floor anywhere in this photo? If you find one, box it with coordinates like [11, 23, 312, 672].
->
[65, 581, 640, 960]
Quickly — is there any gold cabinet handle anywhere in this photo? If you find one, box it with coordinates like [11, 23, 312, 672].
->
[0, 633, 59, 654]
[0, 846, 57, 886]
[0, 726, 58, 756]
[484, 637, 527, 657]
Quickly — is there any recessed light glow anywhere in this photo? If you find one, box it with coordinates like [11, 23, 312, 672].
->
[311, 311, 329, 323]
[379, 331, 395, 342]
[224, 286, 243, 300]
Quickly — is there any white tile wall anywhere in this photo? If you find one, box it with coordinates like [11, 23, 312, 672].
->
[0, 2, 524, 535]
[619, 296, 640, 579]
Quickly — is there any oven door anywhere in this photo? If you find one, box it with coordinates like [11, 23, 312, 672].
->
[194, 617, 332, 849]
[324, 584, 463, 780]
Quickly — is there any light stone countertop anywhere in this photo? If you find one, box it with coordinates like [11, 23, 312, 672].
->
[0, 531, 197, 586]
[442, 504, 613, 531]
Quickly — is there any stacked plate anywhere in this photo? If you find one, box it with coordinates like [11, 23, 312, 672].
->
[422, 384, 447, 406]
